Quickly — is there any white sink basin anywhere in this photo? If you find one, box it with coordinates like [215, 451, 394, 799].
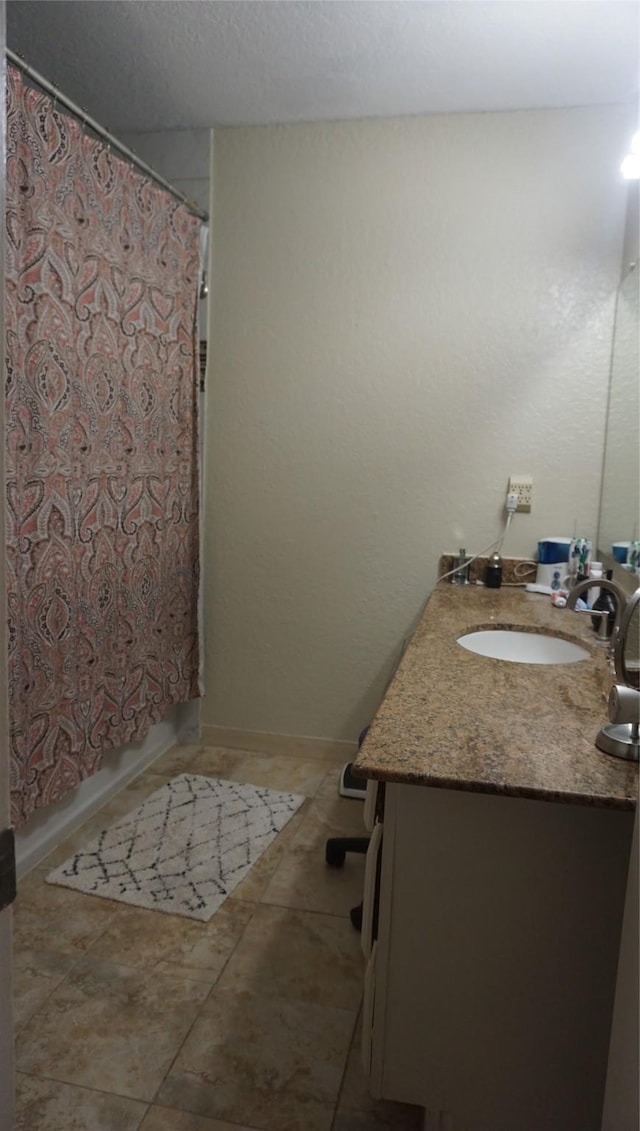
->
[457, 629, 589, 665]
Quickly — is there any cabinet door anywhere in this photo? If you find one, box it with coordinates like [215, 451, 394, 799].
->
[379, 783, 632, 1130]
[363, 779, 379, 832]
[361, 820, 382, 959]
[361, 940, 377, 1079]
[601, 801, 639, 1131]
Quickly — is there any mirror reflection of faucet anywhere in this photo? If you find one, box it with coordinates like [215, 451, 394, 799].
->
[567, 581, 640, 762]
[563, 573, 622, 642]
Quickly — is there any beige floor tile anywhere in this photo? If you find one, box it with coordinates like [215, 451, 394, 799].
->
[88, 898, 254, 983]
[13, 871, 119, 957]
[227, 800, 310, 902]
[217, 904, 363, 1010]
[39, 772, 176, 871]
[316, 763, 358, 801]
[214, 751, 330, 797]
[336, 1031, 423, 1129]
[335, 1020, 373, 1111]
[153, 746, 241, 782]
[291, 796, 368, 849]
[13, 947, 77, 1030]
[16, 1073, 146, 1131]
[14, 751, 375, 1130]
[186, 747, 342, 799]
[140, 1106, 259, 1130]
[36, 819, 110, 871]
[103, 770, 181, 817]
[181, 747, 250, 779]
[332, 1113, 424, 1130]
[145, 743, 207, 777]
[260, 797, 367, 917]
[158, 1076, 334, 1131]
[260, 844, 366, 917]
[157, 987, 355, 1131]
[16, 957, 210, 1102]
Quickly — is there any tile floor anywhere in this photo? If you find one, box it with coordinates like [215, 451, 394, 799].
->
[13, 744, 423, 1131]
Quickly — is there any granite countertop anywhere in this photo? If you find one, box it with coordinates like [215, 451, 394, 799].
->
[355, 584, 638, 809]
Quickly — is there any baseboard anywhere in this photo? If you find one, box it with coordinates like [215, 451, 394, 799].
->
[200, 725, 358, 762]
[15, 700, 199, 878]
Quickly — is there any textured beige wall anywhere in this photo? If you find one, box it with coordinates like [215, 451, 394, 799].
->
[203, 107, 629, 741]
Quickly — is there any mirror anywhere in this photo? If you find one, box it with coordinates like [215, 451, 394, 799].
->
[597, 261, 639, 567]
[599, 588, 640, 761]
[615, 590, 640, 691]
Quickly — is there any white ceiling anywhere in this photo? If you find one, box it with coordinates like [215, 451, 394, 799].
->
[6, 1, 640, 134]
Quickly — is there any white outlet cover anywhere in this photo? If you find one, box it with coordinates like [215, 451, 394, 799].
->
[508, 475, 533, 511]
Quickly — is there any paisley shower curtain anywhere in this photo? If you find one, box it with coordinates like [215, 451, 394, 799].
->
[6, 65, 203, 828]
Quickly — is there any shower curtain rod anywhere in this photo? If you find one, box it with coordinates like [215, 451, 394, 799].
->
[6, 48, 209, 223]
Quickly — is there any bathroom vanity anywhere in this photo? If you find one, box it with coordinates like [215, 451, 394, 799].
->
[354, 584, 637, 1131]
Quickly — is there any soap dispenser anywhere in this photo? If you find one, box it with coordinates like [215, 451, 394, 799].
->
[485, 552, 503, 589]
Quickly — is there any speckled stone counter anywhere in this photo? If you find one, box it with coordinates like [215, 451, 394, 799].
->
[355, 584, 638, 809]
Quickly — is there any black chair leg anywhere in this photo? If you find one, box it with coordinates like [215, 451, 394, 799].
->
[350, 901, 363, 931]
[324, 751, 372, 933]
[325, 836, 369, 867]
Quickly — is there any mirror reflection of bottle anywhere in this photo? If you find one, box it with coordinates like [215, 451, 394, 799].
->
[587, 562, 603, 608]
[591, 569, 616, 637]
[569, 537, 592, 586]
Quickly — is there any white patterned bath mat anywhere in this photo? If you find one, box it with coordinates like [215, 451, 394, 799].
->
[46, 774, 305, 921]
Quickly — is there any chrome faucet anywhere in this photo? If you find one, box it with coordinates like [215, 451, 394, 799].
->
[566, 577, 627, 646]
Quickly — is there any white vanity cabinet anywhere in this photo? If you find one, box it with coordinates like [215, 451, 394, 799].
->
[362, 781, 634, 1131]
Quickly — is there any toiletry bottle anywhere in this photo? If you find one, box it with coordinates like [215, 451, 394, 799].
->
[569, 537, 592, 586]
[451, 548, 470, 586]
[587, 562, 603, 609]
[591, 569, 616, 637]
[485, 552, 503, 589]
[579, 539, 593, 584]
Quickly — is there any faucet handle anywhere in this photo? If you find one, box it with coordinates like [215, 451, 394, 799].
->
[567, 577, 627, 645]
[590, 608, 613, 641]
[567, 605, 611, 641]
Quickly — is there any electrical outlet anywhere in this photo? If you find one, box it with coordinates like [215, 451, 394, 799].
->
[508, 475, 533, 513]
